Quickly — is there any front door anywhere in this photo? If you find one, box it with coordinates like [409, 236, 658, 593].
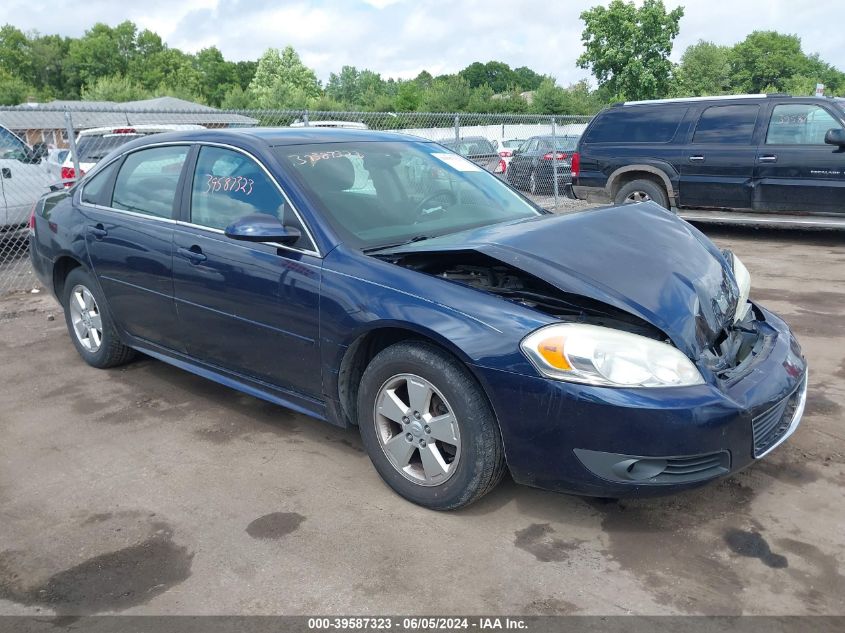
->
[754, 102, 845, 214]
[678, 104, 761, 210]
[172, 144, 323, 400]
[81, 145, 188, 350]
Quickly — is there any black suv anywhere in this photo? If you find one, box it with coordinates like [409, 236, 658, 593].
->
[572, 95, 845, 223]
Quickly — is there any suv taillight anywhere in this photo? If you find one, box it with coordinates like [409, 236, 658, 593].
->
[570, 152, 580, 179]
[28, 202, 37, 235]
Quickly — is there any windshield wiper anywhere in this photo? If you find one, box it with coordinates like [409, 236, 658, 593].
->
[363, 234, 433, 254]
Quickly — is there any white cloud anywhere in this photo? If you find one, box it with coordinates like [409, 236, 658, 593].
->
[0, 0, 842, 86]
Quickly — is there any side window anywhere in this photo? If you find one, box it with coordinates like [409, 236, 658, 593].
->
[0, 126, 27, 159]
[766, 104, 839, 145]
[81, 161, 119, 206]
[190, 146, 311, 248]
[111, 146, 188, 218]
[693, 105, 759, 144]
[585, 106, 688, 143]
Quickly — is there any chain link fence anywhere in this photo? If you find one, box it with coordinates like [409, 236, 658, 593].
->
[0, 106, 593, 294]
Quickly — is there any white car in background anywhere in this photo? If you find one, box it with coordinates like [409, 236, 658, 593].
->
[60, 124, 205, 183]
[495, 138, 527, 171]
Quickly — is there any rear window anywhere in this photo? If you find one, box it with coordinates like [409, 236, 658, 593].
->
[585, 106, 688, 143]
[76, 135, 141, 162]
[692, 105, 759, 144]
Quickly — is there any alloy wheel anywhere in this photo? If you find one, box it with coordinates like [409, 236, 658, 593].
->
[373, 373, 461, 486]
[625, 190, 652, 203]
[68, 284, 103, 353]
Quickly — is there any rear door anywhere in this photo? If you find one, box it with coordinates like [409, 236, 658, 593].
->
[754, 101, 845, 214]
[80, 144, 189, 350]
[678, 104, 761, 210]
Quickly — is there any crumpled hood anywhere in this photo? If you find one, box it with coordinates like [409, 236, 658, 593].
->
[383, 203, 739, 358]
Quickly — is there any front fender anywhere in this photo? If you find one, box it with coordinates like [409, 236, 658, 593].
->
[319, 246, 553, 404]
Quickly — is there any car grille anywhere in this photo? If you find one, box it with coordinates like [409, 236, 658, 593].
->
[752, 376, 807, 458]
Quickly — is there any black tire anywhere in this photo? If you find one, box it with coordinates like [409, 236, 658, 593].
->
[614, 178, 669, 208]
[357, 341, 506, 510]
[528, 169, 539, 195]
[62, 267, 135, 369]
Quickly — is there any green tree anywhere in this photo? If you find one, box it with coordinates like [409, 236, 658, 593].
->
[394, 80, 422, 111]
[220, 85, 253, 109]
[0, 67, 34, 105]
[419, 75, 471, 111]
[729, 31, 805, 93]
[0, 25, 34, 85]
[194, 47, 236, 106]
[530, 78, 569, 114]
[578, 0, 684, 101]
[233, 61, 257, 90]
[81, 74, 150, 102]
[66, 21, 138, 92]
[248, 46, 320, 108]
[512, 66, 545, 91]
[459, 61, 517, 94]
[671, 40, 732, 96]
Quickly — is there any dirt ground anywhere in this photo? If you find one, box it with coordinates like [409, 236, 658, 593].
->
[0, 224, 843, 617]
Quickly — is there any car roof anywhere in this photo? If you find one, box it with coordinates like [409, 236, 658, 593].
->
[78, 124, 205, 136]
[615, 94, 841, 107]
[116, 126, 431, 148]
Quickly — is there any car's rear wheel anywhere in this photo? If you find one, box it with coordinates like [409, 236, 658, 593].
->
[528, 169, 539, 195]
[357, 341, 506, 510]
[615, 179, 669, 208]
[63, 268, 135, 369]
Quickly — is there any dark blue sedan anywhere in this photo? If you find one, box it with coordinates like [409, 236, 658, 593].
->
[29, 128, 808, 509]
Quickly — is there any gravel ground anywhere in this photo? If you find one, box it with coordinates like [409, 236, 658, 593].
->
[0, 223, 843, 617]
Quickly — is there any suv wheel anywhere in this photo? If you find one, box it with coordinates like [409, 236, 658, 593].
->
[357, 341, 506, 510]
[62, 268, 135, 369]
[615, 179, 669, 209]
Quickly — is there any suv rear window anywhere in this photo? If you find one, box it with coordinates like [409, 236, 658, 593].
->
[692, 105, 759, 144]
[585, 106, 687, 143]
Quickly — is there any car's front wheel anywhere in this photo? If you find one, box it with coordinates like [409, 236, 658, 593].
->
[357, 341, 506, 510]
[62, 268, 135, 369]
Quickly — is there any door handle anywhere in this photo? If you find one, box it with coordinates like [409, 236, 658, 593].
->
[177, 246, 207, 264]
[759, 155, 778, 162]
[87, 224, 108, 239]
[689, 155, 705, 161]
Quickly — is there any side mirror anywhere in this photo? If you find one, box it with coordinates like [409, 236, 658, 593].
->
[224, 213, 301, 245]
[824, 128, 845, 146]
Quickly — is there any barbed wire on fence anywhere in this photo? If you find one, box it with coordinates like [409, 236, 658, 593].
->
[0, 106, 593, 295]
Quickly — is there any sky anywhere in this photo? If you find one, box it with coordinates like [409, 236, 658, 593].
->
[1, 0, 844, 85]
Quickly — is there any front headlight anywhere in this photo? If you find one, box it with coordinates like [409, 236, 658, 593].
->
[520, 323, 705, 388]
[731, 253, 751, 323]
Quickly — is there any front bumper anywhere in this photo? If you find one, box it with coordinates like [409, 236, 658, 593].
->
[472, 305, 807, 497]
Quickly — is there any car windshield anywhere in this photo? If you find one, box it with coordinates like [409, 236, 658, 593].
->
[76, 134, 141, 162]
[276, 140, 541, 251]
[502, 140, 525, 149]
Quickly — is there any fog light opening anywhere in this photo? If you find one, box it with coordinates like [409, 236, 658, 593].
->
[612, 458, 668, 481]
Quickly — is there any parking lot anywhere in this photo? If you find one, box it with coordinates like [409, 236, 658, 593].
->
[0, 221, 843, 617]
